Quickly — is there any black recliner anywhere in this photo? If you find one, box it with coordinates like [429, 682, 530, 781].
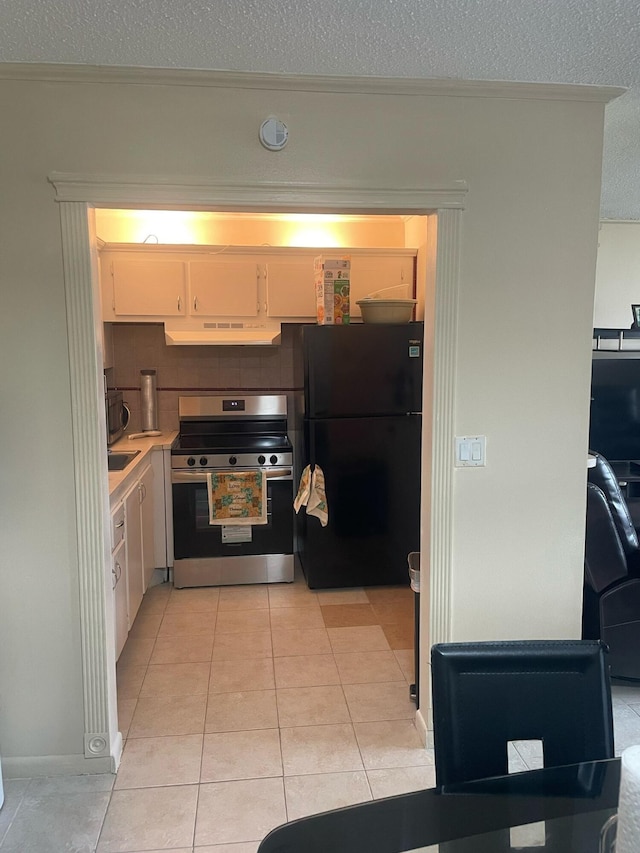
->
[588, 450, 640, 572]
[583, 481, 640, 680]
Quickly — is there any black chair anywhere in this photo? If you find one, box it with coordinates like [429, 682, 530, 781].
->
[583, 482, 640, 679]
[431, 639, 614, 788]
[588, 450, 640, 571]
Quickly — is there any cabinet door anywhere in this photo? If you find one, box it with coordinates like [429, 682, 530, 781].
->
[189, 259, 259, 316]
[350, 255, 416, 318]
[112, 257, 187, 316]
[140, 464, 155, 589]
[124, 478, 144, 628]
[265, 258, 316, 318]
[111, 501, 125, 552]
[112, 538, 128, 661]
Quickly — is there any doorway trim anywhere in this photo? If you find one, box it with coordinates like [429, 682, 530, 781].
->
[51, 174, 465, 764]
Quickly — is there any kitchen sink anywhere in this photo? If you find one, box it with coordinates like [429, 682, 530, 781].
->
[107, 450, 140, 471]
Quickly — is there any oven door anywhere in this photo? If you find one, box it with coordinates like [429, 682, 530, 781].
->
[171, 468, 294, 560]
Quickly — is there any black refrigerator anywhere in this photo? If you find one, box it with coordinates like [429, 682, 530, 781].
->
[299, 322, 423, 589]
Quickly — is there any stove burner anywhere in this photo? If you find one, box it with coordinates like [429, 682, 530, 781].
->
[175, 434, 291, 453]
[171, 394, 293, 471]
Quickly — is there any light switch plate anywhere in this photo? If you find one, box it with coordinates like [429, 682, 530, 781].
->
[455, 435, 486, 467]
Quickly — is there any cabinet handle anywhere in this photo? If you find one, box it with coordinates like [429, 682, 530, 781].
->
[177, 296, 182, 312]
[115, 520, 124, 529]
[193, 296, 199, 312]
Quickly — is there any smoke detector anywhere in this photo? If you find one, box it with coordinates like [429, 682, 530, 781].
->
[259, 117, 289, 151]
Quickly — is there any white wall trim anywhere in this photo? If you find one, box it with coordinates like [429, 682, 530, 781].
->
[58, 203, 117, 764]
[429, 208, 461, 646]
[49, 174, 468, 210]
[599, 218, 640, 225]
[1, 63, 624, 103]
[3, 752, 115, 780]
[55, 176, 464, 766]
[414, 708, 431, 748]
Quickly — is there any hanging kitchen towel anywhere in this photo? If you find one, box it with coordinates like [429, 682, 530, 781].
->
[294, 464, 328, 526]
[206, 470, 267, 526]
[307, 465, 329, 527]
[294, 465, 312, 514]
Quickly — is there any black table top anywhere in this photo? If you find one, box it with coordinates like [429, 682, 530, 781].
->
[258, 759, 620, 853]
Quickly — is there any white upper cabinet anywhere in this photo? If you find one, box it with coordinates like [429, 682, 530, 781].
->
[265, 257, 317, 318]
[107, 257, 187, 316]
[99, 245, 416, 323]
[350, 254, 416, 318]
[265, 249, 416, 320]
[189, 259, 259, 317]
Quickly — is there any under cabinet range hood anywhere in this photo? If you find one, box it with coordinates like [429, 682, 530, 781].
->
[164, 321, 282, 346]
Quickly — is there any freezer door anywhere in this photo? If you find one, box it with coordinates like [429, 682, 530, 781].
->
[299, 415, 421, 589]
[304, 323, 423, 418]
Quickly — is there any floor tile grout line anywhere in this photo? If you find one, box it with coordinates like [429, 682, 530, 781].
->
[113, 581, 418, 845]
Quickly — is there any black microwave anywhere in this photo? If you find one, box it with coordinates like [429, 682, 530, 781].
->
[106, 390, 130, 446]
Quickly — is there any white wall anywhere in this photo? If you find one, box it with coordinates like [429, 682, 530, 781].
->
[594, 221, 640, 327]
[0, 67, 610, 771]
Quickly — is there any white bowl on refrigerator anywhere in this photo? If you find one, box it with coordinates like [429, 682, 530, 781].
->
[356, 298, 417, 324]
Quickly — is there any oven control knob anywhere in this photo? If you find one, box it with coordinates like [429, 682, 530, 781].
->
[187, 457, 196, 467]
[200, 457, 208, 467]
[270, 455, 278, 465]
[258, 455, 266, 465]
[229, 456, 237, 465]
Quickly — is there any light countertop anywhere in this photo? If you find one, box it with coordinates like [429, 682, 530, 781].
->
[108, 430, 177, 503]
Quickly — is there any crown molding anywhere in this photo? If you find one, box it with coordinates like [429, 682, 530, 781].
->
[0, 62, 624, 103]
[48, 173, 468, 211]
[600, 218, 640, 224]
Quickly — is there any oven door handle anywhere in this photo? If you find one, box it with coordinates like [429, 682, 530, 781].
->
[171, 469, 293, 484]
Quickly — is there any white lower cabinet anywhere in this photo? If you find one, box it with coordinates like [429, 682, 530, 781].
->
[111, 460, 155, 658]
[112, 538, 128, 660]
[124, 478, 144, 629]
[140, 463, 155, 589]
[110, 501, 128, 661]
[123, 462, 154, 629]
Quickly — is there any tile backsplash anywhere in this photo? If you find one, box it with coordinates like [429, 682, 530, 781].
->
[108, 322, 304, 433]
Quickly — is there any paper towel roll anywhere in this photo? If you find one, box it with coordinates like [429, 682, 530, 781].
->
[140, 369, 158, 432]
[614, 744, 640, 853]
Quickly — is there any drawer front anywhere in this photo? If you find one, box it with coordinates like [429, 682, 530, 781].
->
[111, 502, 125, 551]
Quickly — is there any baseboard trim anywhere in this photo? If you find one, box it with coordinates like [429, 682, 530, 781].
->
[4, 752, 116, 779]
[415, 708, 428, 746]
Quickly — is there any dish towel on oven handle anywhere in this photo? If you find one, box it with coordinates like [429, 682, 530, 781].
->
[294, 464, 328, 527]
[206, 470, 267, 526]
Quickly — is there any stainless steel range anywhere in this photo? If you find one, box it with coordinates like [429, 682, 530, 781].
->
[171, 394, 294, 588]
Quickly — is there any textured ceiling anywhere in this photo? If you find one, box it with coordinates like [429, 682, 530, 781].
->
[1, 0, 639, 219]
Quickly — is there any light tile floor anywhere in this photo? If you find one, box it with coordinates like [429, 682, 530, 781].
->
[1, 572, 639, 852]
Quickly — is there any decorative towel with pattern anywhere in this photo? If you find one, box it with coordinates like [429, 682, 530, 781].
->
[206, 470, 267, 526]
[294, 464, 328, 527]
[294, 465, 312, 514]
